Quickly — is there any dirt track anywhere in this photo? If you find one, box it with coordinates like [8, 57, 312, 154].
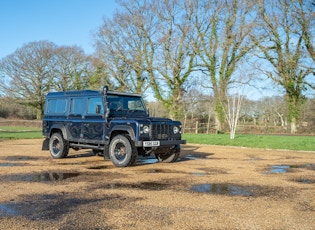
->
[0, 139, 314, 230]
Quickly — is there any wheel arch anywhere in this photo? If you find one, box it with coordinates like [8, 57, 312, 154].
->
[109, 125, 135, 141]
[49, 124, 69, 140]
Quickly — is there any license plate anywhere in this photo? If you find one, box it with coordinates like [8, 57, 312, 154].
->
[143, 141, 160, 147]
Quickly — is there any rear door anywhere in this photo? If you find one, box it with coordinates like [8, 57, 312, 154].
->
[67, 97, 85, 140]
[81, 96, 105, 143]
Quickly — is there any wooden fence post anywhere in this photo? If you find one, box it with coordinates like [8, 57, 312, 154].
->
[195, 121, 198, 134]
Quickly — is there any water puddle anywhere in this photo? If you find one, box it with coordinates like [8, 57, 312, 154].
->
[136, 157, 158, 165]
[263, 164, 315, 174]
[292, 178, 315, 184]
[191, 172, 208, 176]
[191, 184, 255, 196]
[0, 204, 18, 216]
[0, 163, 24, 167]
[270, 165, 291, 173]
[98, 182, 169, 191]
[3, 156, 40, 161]
[11, 172, 80, 182]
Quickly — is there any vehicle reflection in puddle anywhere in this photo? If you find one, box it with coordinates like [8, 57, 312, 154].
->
[136, 157, 158, 165]
[11, 172, 80, 182]
[191, 183, 255, 196]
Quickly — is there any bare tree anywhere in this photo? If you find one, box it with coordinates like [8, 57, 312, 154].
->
[192, 0, 256, 132]
[53, 46, 94, 91]
[145, 0, 197, 119]
[0, 41, 56, 119]
[94, 0, 152, 94]
[253, 0, 314, 133]
[295, 0, 315, 62]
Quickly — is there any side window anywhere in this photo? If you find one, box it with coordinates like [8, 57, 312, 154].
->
[87, 97, 104, 114]
[70, 98, 85, 115]
[47, 99, 67, 114]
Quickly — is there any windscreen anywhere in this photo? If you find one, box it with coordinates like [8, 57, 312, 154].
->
[107, 95, 146, 113]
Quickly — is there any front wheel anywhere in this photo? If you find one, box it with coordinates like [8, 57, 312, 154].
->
[109, 135, 137, 167]
[49, 132, 69, 159]
[155, 146, 180, 163]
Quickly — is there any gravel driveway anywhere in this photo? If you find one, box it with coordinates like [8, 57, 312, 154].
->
[0, 139, 314, 229]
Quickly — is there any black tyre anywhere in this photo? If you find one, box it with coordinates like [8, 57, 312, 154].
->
[156, 145, 180, 163]
[109, 135, 137, 167]
[49, 132, 69, 159]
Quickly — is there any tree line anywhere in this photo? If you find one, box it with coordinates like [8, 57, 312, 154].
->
[0, 0, 314, 134]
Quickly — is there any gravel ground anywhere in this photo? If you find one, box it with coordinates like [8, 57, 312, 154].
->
[0, 139, 314, 230]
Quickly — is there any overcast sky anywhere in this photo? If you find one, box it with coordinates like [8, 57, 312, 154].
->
[0, 0, 117, 59]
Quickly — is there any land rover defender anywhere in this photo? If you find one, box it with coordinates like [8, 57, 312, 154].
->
[42, 87, 186, 167]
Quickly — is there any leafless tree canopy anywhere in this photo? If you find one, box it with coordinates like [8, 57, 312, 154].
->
[0, 0, 314, 134]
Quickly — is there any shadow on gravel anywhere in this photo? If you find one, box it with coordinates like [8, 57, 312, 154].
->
[0, 193, 138, 221]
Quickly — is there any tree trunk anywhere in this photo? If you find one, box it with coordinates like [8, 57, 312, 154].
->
[214, 112, 222, 134]
[290, 117, 297, 134]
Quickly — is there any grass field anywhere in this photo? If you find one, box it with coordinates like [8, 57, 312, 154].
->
[0, 126, 314, 151]
[0, 126, 42, 139]
[183, 133, 315, 151]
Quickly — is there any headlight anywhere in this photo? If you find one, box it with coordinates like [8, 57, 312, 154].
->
[143, 125, 150, 134]
[173, 126, 179, 134]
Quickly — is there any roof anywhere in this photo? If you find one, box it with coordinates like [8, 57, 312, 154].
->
[46, 89, 142, 98]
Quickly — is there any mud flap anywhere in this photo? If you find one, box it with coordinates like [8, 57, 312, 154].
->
[42, 138, 50, 151]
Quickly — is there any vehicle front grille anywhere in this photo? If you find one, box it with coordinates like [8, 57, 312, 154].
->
[150, 124, 171, 140]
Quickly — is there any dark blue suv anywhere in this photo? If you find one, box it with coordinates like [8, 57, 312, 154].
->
[42, 87, 185, 167]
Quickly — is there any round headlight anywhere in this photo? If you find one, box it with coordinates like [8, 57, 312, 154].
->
[173, 126, 179, 134]
[143, 125, 150, 134]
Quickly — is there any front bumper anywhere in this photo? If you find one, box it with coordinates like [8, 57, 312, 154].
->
[135, 139, 186, 147]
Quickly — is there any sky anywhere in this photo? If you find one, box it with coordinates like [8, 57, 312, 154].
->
[0, 0, 118, 59]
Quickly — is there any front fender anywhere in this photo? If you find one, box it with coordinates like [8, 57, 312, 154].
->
[110, 125, 136, 141]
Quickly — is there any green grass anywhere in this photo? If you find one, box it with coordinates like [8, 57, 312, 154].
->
[0, 126, 42, 139]
[183, 133, 315, 151]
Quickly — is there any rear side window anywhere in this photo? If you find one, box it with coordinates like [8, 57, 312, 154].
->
[70, 98, 85, 115]
[47, 99, 67, 114]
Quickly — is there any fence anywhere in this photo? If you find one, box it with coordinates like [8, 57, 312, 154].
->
[182, 121, 295, 134]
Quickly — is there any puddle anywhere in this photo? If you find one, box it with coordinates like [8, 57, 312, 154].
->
[292, 178, 315, 184]
[97, 182, 169, 191]
[11, 172, 80, 182]
[191, 184, 255, 196]
[0, 163, 24, 167]
[270, 165, 291, 173]
[3, 156, 41, 161]
[0, 204, 18, 216]
[136, 157, 158, 165]
[263, 164, 315, 174]
[191, 172, 207, 176]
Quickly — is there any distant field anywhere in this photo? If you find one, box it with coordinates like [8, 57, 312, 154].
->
[0, 125, 314, 152]
[0, 126, 42, 139]
[183, 133, 315, 151]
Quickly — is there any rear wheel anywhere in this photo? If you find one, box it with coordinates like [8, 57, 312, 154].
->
[109, 135, 137, 167]
[49, 132, 69, 159]
[155, 145, 180, 163]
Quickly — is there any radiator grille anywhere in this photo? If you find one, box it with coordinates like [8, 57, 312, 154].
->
[150, 124, 172, 140]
